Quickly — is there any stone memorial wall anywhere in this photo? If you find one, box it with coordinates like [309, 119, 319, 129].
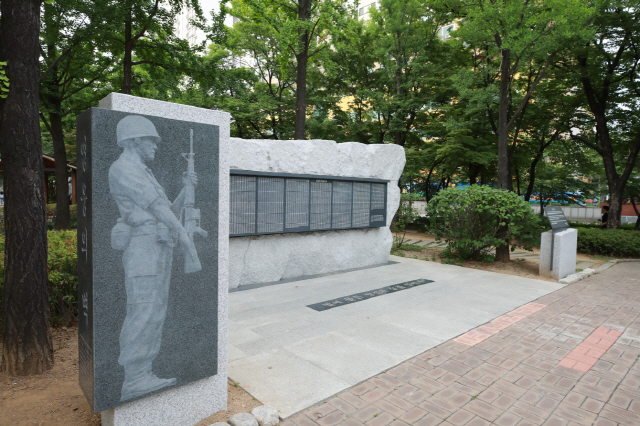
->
[228, 139, 405, 289]
[78, 93, 230, 426]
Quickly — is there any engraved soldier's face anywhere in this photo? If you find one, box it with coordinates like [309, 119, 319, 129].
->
[135, 137, 159, 163]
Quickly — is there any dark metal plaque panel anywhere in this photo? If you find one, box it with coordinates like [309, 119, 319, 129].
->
[332, 181, 353, 229]
[230, 171, 388, 236]
[230, 175, 256, 235]
[285, 178, 310, 231]
[352, 182, 371, 228]
[544, 206, 570, 230]
[310, 180, 332, 230]
[77, 108, 219, 412]
[370, 183, 386, 226]
[257, 177, 284, 233]
[307, 279, 434, 311]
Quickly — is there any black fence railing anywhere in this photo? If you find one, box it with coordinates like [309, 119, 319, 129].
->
[230, 170, 388, 237]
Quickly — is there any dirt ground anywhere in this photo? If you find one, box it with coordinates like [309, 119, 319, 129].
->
[0, 326, 261, 426]
[394, 230, 613, 281]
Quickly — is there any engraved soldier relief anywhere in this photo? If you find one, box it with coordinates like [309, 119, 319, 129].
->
[108, 115, 207, 402]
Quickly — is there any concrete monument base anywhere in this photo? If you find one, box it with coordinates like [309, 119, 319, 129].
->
[539, 228, 577, 280]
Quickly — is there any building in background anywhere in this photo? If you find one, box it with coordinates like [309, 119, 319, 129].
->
[174, 0, 233, 46]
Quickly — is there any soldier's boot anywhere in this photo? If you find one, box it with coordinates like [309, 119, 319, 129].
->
[120, 362, 176, 402]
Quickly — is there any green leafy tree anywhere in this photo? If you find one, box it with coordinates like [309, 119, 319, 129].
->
[451, 0, 595, 262]
[565, 0, 640, 229]
[40, 0, 115, 229]
[455, 0, 595, 191]
[313, 0, 457, 146]
[223, 16, 297, 139]
[94, 0, 206, 94]
[231, 0, 346, 139]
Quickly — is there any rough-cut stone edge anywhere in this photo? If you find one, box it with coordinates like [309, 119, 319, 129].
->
[559, 259, 640, 284]
[99, 92, 230, 426]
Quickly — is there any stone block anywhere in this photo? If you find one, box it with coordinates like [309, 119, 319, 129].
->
[251, 405, 281, 426]
[539, 228, 577, 280]
[228, 138, 405, 288]
[80, 93, 230, 426]
[229, 412, 259, 426]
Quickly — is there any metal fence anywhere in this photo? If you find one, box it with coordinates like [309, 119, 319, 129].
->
[230, 170, 388, 237]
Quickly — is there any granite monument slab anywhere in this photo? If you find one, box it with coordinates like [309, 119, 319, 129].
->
[77, 107, 219, 413]
[544, 206, 570, 230]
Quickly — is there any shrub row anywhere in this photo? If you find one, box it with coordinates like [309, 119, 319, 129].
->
[0, 230, 78, 327]
[576, 227, 640, 258]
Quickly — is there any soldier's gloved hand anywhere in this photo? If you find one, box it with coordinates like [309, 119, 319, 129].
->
[182, 171, 198, 187]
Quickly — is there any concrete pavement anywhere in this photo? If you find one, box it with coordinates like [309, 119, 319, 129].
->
[228, 256, 564, 417]
[279, 261, 640, 426]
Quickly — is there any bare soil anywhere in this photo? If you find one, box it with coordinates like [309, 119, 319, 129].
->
[394, 230, 611, 281]
[0, 326, 261, 426]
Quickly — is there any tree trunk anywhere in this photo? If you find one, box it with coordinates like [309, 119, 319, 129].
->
[0, 0, 54, 376]
[496, 48, 512, 192]
[42, 12, 71, 230]
[123, 6, 133, 95]
[294, 51, 307, 140]
[607, 186, 623, 229]
[577, 51, 640, 229]
[494, 46, 514, 263]
[294, 0, 311, 140]
[50, 111, 71, 229]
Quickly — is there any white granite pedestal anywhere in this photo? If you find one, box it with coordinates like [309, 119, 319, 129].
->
[539, 228, 577, 280]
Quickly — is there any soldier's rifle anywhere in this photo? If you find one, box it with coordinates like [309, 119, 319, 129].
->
[181, 129, 208, 273]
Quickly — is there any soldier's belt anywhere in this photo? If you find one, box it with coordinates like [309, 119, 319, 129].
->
[131, 223, 159, 236]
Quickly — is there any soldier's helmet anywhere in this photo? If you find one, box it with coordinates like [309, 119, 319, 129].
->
[116, 115, 161, 147]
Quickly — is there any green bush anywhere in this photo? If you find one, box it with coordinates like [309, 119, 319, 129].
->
[0, 230, 78, 327]
[426, 185, 543, 260]
[577, 228, 640, 257]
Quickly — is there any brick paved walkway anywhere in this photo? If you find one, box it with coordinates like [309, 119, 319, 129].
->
[282, 262, 640, 426]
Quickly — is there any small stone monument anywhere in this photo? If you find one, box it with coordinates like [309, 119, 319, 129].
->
[77, 93, 229, 426]
[539, 206, 577, 280]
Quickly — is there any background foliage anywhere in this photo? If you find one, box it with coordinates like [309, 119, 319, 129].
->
[426, 186, 544, 260]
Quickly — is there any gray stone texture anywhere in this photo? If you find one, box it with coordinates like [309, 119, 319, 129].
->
[228, 412, 259, 426]
[539, 228, 578, 280]
[228, 138, 405, 289]
[96, 93, 230, 426]
[251, 405, 281, 426]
